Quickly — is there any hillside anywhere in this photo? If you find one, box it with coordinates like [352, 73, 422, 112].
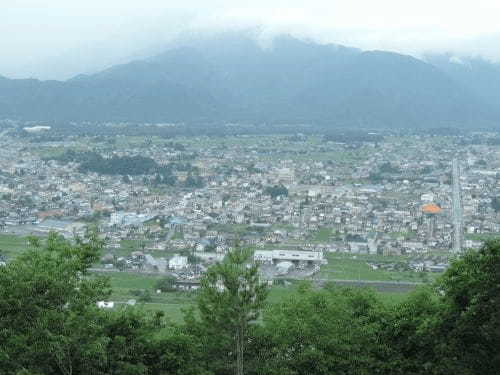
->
[0, 34, 499, 128]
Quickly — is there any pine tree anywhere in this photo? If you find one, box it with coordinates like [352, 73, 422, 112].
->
[197, 247, 268, 375]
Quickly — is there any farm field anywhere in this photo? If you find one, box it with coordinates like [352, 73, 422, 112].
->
[465, 233, 500, 241]
[101, 271, 413, 322]
[317, 253, 439, 283]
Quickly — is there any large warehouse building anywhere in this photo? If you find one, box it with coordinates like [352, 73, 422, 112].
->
[254, 250, 325, 265]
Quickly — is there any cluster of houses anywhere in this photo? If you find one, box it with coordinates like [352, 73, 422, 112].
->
[0, 128, 498, 281]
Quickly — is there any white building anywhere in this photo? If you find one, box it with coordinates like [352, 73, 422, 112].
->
[109, 212, 155, 226]
[97, 301, 114, 309]
[169, 254, 188, 270]
[421, 193, 435, 202]
[276, 261, 295, 275]
[276, 167, 295, 184]
[23, 126, 51, 133]
[254, 250, 324, 264]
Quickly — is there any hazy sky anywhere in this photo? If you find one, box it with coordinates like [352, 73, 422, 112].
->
[3, 0, 500, 80]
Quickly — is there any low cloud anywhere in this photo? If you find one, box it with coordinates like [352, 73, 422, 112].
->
[2, 0, 500, 79]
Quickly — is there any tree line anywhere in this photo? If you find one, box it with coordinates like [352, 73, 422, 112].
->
[45, 150, 158, 176]
[0, 231, 499, 374]
[45, 150, 206, 188]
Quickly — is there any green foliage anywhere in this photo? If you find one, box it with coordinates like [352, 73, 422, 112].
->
[264, 184, 288, 199]
[203, 243, 216, 252]
[45, 149, 163, 176]
[155, 275, 177, 292]
[195, 247, 268, 375]
[80, 154, 158, 175]
[379, 162, 400, 174]
[197, 248, 268, 330]
[0, 230, 210, 375]
[151, 165, 177, 187]
[491, 196, 500, 212]
[138, 290, 153, 302]
[260, 285, 385, 374]
[184, 174, 205, 188]
[368, 171, 384, 182]
[381, 240, 500, 374]
[379, 288, 444, 374]
[369, 162, 401, 181]
[0, 230, 111, 374]
[434, 240, 500, 374]
[2, 231, 499, 374]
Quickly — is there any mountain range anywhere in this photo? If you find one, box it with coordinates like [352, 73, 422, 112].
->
[1, 33, 499, 128]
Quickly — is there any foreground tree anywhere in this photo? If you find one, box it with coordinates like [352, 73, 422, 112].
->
[0, 231, 111, 374]
[100, 309, 211, 375]
[2, 229, 499, 374]
[261, 284, 386, 375]
[436, 239, 500, 374]
[195, 248, 268, 375]
[381, 239, 500, 375]
[155, 275, 177, 292]
[0, 231, 208, 375]
[379, 288, 444, 374]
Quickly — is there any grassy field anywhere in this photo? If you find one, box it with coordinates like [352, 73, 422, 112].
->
[35, 144, 92, 159]
[264, 284, 409, 307]
[99, 271, 197, 321]
[178, 134, 371, 165]
[113, 136, 165, 149]
[310, 228, 342, 242]
[271, 224, 296, 231]
[171, 232, 184, 240]
[180, 135, 283, 149]
[312, 228, 333, 242]
[106, 271, 164, 291]
[0, 234, 31, 258]
[113, 239, 150, 255]
[318, 253, 438, 283]
[108, 277, 412, 322]
[136, 303, 188, 321]
[465, 233, 500, 242]
[260, 149, 369, 163]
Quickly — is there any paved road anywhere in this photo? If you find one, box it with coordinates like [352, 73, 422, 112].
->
[452, 158, 463, 253]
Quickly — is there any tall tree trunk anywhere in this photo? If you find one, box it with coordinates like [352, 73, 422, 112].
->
[236, 326, 244, 375]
